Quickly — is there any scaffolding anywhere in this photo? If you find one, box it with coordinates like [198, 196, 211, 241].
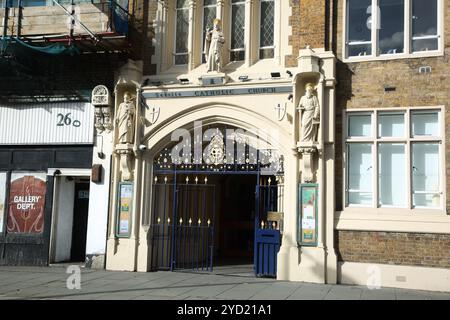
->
[1, 0, 131, 55]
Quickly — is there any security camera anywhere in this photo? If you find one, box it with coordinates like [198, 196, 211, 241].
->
[139, 144, 148, 151]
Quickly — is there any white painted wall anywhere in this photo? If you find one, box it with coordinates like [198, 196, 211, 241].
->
[54, 178, 75, 262]
[0, 102, 94, 145]
[85, 132, 113, 256]
[339, 262, 450, 292]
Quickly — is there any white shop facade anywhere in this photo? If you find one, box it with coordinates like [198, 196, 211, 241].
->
[0, 97, 113, 268]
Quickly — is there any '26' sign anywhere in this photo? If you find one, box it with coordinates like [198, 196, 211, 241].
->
[57, 113, 81, 128]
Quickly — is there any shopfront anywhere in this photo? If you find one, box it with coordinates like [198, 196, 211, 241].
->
[0, 101, 94, 266]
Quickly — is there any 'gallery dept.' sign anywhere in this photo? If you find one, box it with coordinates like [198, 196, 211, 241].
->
[7, 173, 47, 234]
[0, 102, 94, 145]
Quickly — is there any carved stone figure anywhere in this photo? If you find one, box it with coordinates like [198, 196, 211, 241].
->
[298, 83, 320, 143]
[116, 92, 136, 144]
[92, 85, 112, 133]
[204, 19, 225, 73]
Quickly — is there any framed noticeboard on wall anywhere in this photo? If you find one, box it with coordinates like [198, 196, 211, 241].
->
[116, 182, 133, 238]
[297, 184, 318, 246]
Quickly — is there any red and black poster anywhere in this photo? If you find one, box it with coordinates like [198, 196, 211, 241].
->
[7, 173, 47, 234]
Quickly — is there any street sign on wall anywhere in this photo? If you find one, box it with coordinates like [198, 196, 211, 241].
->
[0, 102, 94, 145]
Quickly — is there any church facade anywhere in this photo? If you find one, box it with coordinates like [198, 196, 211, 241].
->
[100, 0, 450, 292]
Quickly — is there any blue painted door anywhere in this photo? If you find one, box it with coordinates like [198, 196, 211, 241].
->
[254, 180, 282, 278]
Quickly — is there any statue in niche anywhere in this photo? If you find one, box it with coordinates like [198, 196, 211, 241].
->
[298, 83, 320, 143]
[204, 18, 225, 73]
[116, 92, 136, 144]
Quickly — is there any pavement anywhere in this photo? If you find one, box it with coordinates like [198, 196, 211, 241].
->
[0, 265, 449, 300]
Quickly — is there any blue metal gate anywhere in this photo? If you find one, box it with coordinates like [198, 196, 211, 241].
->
[254, 178, 283, 277]
[150, 175, 216, 272]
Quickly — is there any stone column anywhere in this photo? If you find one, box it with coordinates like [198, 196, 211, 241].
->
[244, 0, 254, 67]
[159, 1, 170, 73]
[216, 0, 225, 20]
[106, 60, 143, 272]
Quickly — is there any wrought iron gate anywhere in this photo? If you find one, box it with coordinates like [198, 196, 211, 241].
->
[149, 125, 284, 275]
[150, 176, 216, 272]
[254, 178, 283, 277]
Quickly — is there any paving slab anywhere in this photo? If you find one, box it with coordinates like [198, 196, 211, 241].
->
[250, 282, 301, 300]
[360, 288, 396, 300]
[215, 282, 275, 300]
[324, 285, 364, 300]
[287, 284, 333, 300]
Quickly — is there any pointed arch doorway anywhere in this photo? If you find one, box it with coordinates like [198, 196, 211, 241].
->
[148, 124, 285, 277]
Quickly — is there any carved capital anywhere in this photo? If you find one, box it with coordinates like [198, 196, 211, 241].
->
[115, 144, 134, 182]
[298, 145, 318, 184]
[298, 146, 318, 155]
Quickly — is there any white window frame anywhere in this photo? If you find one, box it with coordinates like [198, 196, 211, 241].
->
[258, 0, 276, 60]
[343, 106, 445, 212]
[343, 0, 444, 62]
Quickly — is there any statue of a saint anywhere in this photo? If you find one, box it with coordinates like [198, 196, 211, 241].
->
[298, 83, 320, 143]
[204, 19, 225, 73]
[116, 92, 136, 144]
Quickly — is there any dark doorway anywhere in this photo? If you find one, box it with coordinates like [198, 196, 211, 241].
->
[216, 175, 256, 266]
[70, 182, 90, 262]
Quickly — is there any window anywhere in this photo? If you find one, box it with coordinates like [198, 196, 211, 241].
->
[260, 0, 275, 59]
[202, 0, 217, 63]
[345, 109, 443, 209]
[0, 172, 6, 233]
[174, 0, 190, 65]
[346, 0, 373, 57]
[412, 0, 439, 52]
[345, 0, 441, 59]
[230, 0, 246, 62]
[379, 0, 404, 55]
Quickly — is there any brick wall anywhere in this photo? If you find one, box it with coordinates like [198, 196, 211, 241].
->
[334, 0, 450, 213]
[128, 0, 158, 75]
[286, 0, 328, 67]
[336, 231, 450, 268]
